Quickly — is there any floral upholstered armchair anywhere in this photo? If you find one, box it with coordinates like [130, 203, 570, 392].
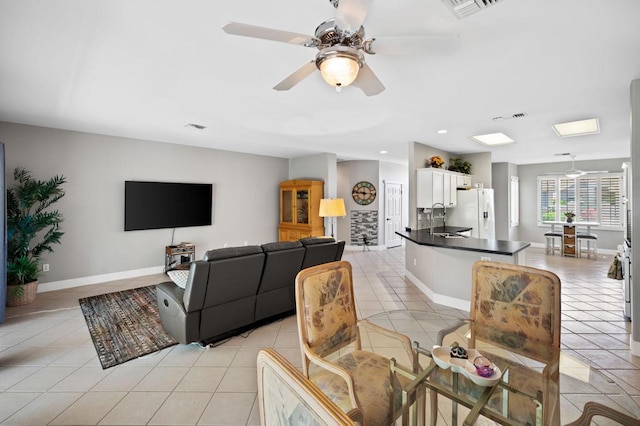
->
[295, 261, 415, 426]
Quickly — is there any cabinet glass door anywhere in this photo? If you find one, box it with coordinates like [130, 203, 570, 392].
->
[282, 190, 293, 223]
[296, 190, 309, 224]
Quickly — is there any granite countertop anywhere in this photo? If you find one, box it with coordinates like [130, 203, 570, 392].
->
[396, 229, 531, 255]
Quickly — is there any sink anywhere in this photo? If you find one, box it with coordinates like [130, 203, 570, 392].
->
[434, 233, 466, 238]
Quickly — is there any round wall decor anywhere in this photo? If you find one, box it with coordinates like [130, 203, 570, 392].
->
[352, 181, 377, 205]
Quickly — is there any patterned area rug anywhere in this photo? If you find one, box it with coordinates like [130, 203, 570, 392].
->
[79, 285, 178, 369]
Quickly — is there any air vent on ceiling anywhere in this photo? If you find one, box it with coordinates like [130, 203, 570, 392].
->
[185, 123, 206, 130]
[442, 0, 502, 19]
[492, 112, 527, 121]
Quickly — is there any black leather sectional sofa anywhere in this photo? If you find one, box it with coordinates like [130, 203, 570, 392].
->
[156, 237, 345, 345]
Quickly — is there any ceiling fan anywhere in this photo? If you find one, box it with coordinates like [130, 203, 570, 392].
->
[222, 0, 458, 96]
[550, 153, 608, 178]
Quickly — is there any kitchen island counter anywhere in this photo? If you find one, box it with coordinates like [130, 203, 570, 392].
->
[396, 229, 530, 255]
[397, 229, 531, 311]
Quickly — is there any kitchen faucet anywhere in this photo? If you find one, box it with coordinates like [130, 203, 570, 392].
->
[430, 202, 446, 235]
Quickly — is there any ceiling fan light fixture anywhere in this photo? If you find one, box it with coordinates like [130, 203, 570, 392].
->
[316, 46, 363, 90]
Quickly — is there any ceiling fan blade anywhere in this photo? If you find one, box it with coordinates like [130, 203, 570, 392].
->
[369, 34, 461, 56]
[223, 22, 313, 46]
[352, 63, 384, 96]
[334, 0, 372, 35]
[273, 61, 317, 91]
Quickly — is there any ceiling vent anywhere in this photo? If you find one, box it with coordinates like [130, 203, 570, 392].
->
[492, 112, 527, 121]
[442, 0, 502, 19]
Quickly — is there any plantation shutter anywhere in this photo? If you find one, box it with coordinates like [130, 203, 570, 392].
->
[559, 177, 575, 218]
[578, 177, 598, 221]
[600, 175, 622, 227]
[538, 177, 556, 222]
[510, 176, 519, 227]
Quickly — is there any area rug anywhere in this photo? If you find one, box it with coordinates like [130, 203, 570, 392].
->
[79, 285, 178, 369]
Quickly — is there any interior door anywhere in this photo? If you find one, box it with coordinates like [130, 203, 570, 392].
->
[385, 182, 402, 248]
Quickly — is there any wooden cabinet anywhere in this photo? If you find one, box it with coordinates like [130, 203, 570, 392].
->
[563, 225, 576, 257]
[279, 180, 324, 242]
[417, 169, 471, 208]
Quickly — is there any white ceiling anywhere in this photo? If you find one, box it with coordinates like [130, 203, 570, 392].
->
[1, 0, 639, 166]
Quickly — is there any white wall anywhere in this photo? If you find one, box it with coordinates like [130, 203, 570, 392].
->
[0, 122, 289, 286]
[337, 160, 379, 244]
[492, 162, 519, 241]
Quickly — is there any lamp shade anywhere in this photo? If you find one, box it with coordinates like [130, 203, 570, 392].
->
[319, 198, 346, 217]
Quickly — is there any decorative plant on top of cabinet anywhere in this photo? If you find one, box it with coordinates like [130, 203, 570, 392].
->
[6, 168, 66, 306]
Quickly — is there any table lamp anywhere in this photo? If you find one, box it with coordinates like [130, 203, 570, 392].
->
[319, 198, 346, 238]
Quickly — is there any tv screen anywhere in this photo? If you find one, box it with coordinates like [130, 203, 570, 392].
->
[124, 181, 213, 231]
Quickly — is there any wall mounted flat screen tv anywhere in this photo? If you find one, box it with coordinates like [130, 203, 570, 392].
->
[125, 181, 213, 231]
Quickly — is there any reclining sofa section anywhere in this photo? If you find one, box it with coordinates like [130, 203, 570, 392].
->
[156, 237, 345, 345]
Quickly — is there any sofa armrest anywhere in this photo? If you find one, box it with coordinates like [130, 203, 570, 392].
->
[157, 281, 186, 312]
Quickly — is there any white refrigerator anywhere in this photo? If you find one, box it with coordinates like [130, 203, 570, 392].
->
[448, 188, 496, 239]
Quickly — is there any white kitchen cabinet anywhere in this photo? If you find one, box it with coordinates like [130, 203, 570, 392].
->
[417, 168, 444, 208]
[418, 168, 473, 208]
[456, 174, 472, 188]
[443, 172, 457, 207]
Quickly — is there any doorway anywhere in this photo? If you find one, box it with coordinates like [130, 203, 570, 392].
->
[385, 182, 402, 248]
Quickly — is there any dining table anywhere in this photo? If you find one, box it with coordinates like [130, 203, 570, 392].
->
[543, 220, 600, 233]
[361, 310, 640, 426]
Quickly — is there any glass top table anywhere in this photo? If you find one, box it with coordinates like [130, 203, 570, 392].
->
[363, 310, 640, 425]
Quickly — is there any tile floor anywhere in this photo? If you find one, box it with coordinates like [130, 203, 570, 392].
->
[0, 247, 638, 425]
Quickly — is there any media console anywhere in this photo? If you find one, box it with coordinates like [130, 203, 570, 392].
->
[165, 243, 195, 271]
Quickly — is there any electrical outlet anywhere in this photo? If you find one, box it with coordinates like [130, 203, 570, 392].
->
[42, 264, 50, 272]
[481, 256, 491, 261]
[413, 258, 417, 266]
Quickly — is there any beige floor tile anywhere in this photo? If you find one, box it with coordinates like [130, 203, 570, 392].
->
[198, 392, 256, 425]
[175, 367, 227, 392]
[194, 347, 239, 367]
[231, 347, 262, 367]
[49, 391, 126, 425]
[8, 366, 77, 392]
[2, 392, 83, 425]
[91, 365, 153, 391]
[0, 365, 41, 390]
[217, 367, 258, 393]
[273, 331, 299, 348]
[50, 365, 113, 392]
[98, 391, 170, 425]
[133, 366, 190, 391]
[158, 344, 205, 367]
[149, 391, 212, 425]
[0, 392, 40, 423]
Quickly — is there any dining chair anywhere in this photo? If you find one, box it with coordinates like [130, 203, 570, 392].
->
[430, 260, 561, 426]
[295, 260, 415, 426]
[256, 348, 361, 426]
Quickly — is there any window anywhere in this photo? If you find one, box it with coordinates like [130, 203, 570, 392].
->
[510, 176, 519, 227]
[537, 174, 623, 228]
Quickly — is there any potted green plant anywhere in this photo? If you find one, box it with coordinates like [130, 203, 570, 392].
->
[564, 212, 575, 223]
[448, 158, 472, 175]
[6, 168, 66, 306]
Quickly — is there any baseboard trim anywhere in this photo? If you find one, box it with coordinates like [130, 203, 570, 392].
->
[404, 269, 470, 312]
[38, 266, 164, 293]
[344, 245, 386, 251]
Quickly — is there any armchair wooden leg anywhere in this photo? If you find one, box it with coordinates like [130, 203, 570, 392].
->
[430, 391, 438, 426]
[565, 401, 639, 426]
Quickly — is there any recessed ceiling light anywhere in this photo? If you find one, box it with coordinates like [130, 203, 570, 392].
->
[437, 129, 448, 134]
[379, 150, 388, 154]
[470, 132, 515, 146]
[552, 118, 599, 137]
